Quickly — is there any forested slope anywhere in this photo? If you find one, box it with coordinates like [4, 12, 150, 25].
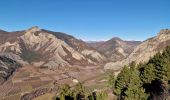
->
[112, 46, 170, 100]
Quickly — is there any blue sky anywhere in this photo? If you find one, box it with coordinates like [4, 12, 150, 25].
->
[0, 0, 170, 41]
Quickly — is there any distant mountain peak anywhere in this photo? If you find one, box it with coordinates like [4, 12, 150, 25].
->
[0, 28, 107, 69]
[110, 37, 122, 41]
[87, 36, 141, 62]
[26, 26, 40, 33]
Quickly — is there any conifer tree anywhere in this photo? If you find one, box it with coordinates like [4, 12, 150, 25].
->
[141, 63, 156, 83]
[107, 72, 115, 88]
[74, 82, 85, 100]
[96, 91, 108, 100]
[114, 65, 148, 100]
[124, 67, 148, 100]
[58, 84, 74, 100]
[114, 66, 130, 95]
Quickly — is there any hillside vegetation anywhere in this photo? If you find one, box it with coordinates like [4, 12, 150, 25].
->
[111, 46, 170, 100]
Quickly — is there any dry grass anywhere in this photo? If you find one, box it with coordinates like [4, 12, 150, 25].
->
[0, 94, 20, 100]
[7, 86, 21, 96]
[0, 65, 106, 99]
[31, 80, 51, 89]
[21, 84, 33, 92]
[15, 72, 30, 78]
[33, 93, 54, 100]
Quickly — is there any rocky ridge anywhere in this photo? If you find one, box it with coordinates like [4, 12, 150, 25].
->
[104, 29, 170, 70]
[0, 27, 107, 69]
[87, 37, 141, 62]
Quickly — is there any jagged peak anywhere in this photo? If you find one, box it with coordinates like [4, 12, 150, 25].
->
[158, 29, 170, 36]
[26, 26, 41, 33]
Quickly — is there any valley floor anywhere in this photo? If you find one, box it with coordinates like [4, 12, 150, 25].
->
[0, 65, 113, 100]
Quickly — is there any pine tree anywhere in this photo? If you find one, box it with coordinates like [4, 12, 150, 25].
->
[58, 84, 74, 100]
[107, 72, 115, 88]
[140, 46, 170, 99]
[141, 63, 156, 83]
[124, 86, 148, 100]
[124, 67, 148, 100]
[74, 82, 85, 100]
[114, 65, 148, 100]
[96, 91, 108, 100]
[114, 66, 131, 95]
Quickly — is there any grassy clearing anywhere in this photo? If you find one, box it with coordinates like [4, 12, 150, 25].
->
[84, 71, 110, 92]
[86, 82, 108, 92]
[95, 73, 108, 81]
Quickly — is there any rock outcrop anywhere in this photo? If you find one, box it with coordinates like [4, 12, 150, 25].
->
[104, 29, 170, 70]
[0, 27, 107, 69]
[0, 53, 21, 84]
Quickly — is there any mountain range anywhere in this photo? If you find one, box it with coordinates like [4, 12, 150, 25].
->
[0, 26, 170, 84]
[86, 37, 141, 62]
[104, 29, 170, 70]
[0, 26, 107, 83]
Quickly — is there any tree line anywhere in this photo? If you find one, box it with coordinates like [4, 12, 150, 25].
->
[109, 46, 170, 100]
[55, 82, 108, 100]
[56, 46, 170, 100]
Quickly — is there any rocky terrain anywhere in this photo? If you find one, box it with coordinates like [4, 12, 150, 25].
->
[0, 26, 109, 85]
[0, 27, 110, 99]
[0, 53, 21, 84]
[0, 26, 107, 69]
[104, 29, 170, 70]
[87, 37, 141, 62]
[1, 27, 170, 100]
